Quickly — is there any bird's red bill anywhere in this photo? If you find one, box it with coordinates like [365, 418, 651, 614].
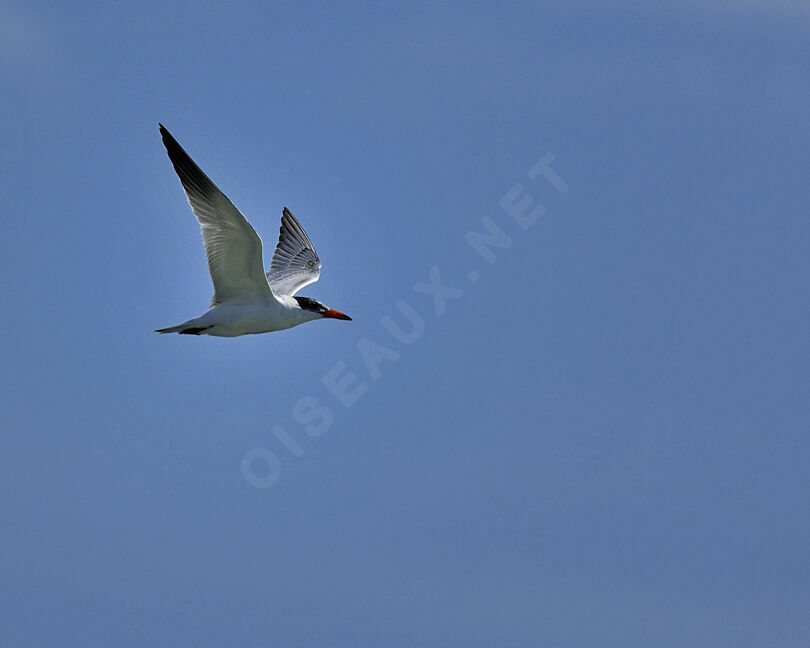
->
[323, 308, 352, 320]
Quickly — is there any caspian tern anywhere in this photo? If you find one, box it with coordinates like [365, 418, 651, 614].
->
[155, 124, 351, 337]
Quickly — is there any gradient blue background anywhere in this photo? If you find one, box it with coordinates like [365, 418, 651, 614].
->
[2, 1, 808, 646]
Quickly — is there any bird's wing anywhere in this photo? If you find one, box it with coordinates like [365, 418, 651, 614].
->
[160, 124, 279, 307]
[265, 207, 322, 297]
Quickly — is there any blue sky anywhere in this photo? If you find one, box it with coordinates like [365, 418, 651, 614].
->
[1, 1, 809, 646]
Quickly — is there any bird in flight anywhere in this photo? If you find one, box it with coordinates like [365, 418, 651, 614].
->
[155, 124, 351, 337]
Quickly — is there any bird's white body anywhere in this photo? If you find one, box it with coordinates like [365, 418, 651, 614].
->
[155, 125, 351, 337]
[166, 297, 321, 337]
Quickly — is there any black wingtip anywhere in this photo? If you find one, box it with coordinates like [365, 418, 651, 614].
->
[159, 125, 185, 161]
[159, 124, 179, 150]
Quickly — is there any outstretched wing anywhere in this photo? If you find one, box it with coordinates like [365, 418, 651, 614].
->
[265, 207, 321, 297]
[160, 124, 278, 307]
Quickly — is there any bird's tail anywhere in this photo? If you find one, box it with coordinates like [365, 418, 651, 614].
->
[155, 320, 212, 335]
[155, 324, 185, 334]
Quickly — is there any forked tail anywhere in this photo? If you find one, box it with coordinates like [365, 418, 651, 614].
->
[154, 322, 212, 335]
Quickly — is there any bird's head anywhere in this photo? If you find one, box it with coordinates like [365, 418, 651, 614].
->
[294, 296, 352, 322]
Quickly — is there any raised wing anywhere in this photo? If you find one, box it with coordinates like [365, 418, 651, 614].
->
[266, 207, 321, 297]
[160, 124, 278, 307]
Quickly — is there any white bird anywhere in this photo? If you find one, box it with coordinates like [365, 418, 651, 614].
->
[155, 124, 351, 337]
